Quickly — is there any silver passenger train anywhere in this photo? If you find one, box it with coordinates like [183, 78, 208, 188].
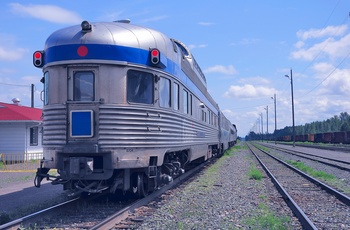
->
[34, 20, 237, 196]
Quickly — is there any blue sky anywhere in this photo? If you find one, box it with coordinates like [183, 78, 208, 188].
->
[1, 1, 350, 137]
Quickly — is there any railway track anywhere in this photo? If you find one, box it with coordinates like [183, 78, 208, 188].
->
[247, 143, 350, 229]
[277, 142, 350, 153]
[0, 159, 209, 230]
[0, 198, 80, 230]
[259, 142, 350, 172]
[90, 159, 209, 229]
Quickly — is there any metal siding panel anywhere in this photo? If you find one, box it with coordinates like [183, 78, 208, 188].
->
[42, 105, 67, 146]
[98, 105, 218, 148]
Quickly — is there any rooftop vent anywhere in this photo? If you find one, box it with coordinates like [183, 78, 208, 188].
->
[12, 98, 20, 105]
[114, 19, 131, 23]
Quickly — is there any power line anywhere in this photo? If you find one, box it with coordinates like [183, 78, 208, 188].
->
[290, 0, 343, 72]
[294, 11, 350, 99]
[298, 50, 350, 98]
[298, 14, 349, 75]
[0, 82, 30, 87]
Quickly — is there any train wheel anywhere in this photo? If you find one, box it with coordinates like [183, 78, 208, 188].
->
[136, 172, 148, 197]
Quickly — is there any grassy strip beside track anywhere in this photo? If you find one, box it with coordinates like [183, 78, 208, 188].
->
[248, 166, 263, 181]
[287, 160, 350, 194]
[254, 142, 350, 195]
[244, 201, 290, 229]
[287, 160, 335, 181]
[245, 142, 293, 228]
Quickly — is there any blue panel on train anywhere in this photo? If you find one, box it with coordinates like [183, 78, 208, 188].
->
[71, 111, 93, 137]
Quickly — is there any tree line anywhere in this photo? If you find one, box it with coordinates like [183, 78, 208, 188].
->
[246, 112, 350, 140]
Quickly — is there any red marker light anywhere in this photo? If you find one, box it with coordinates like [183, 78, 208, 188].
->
[150, 48, 160, 65]
[34, 52, 41, 59]
[33, 51, 44, 68]
[151, 49, 159, 57]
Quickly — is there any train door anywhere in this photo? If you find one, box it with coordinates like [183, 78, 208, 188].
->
[66, 67, 99, 143]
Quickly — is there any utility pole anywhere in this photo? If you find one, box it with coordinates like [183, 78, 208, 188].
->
[31, 84, 34, 108]
[285, 69, 295, 147]
[264, 106, 268, 142]
[271, 94, 277, 144]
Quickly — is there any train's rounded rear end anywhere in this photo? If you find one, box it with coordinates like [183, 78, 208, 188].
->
[34, 21, 229, 196]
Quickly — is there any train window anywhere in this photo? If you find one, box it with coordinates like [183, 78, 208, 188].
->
[183, 90, 188, 114]
[190, 94, 193, 115]
[30, 126, 38, 146]
[173, 40, 190, 57]
[159, 77, 171, 108]
[43, 71, 49, 105]
[127, 70, 154, 104]
[174, 83, 179, 110]
[73, 71, 94, 101]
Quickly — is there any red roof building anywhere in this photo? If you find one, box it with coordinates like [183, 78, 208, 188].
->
[0, 102, 43, 156]
[0, 102, 42, 121]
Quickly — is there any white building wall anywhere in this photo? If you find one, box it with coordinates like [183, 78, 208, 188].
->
[0, 122, 26, 154]
[25, 123, 43, 153]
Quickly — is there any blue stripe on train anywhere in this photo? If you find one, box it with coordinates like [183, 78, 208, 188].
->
[44, 44, 218, 114]
[45, 44, 150, 65]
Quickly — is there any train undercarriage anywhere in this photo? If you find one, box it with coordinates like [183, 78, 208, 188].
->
[35, 150, 196, 197]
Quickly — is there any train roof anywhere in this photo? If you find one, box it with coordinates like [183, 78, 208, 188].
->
[45, 21, 170, 54]
[43, 21, 207, 85]
[38, 20, 218, 112]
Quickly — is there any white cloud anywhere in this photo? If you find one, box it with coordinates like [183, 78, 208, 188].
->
[292, 25, 350, 61]
[291, 38, 331, 61]
[294, 41, 304, 49]
[204, 65, 237, 75]
[317, 68, 350, 96]
[0, 34, 27, 61]
[292, 33, 350, 61]
[322, 33, 350, 58]
[223, 84, 274, 99]
[198, 22, 215, 26]
[0, 46, 26, 61]
[239, 76, 270, 85]
[187, 44, 208, 50]
[297, 25, 348, 40]
[311, 62, 334, 74]
[10, 3, 83, 24]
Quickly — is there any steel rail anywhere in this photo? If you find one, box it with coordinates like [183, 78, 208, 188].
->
[90, 160, 209, 230]
[247, 143, 318, 230]
[260, 142, 350, 172]
[0, 197, 80, 230]
[252, 143, 350, 206]
[276, 142, 350, 153]
[263, 142, 350, 165]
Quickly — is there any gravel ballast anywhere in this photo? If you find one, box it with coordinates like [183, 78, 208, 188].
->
[4, 143, 325, 229]
[135, 143, 302, 229]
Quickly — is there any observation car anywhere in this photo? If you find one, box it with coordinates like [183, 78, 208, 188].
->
[34, 20, 236, 196]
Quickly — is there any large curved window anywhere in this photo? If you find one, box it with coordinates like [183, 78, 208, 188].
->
[127, 70, 154, 104]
